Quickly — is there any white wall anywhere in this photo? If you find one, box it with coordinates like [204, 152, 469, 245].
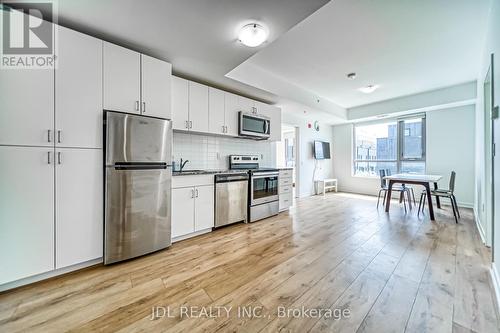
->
[426, 106, 475, 207]
[332, 105, 476, 207]
[281, 104, 334, 198]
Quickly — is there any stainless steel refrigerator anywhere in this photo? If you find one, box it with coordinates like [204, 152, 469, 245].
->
[104, 111, 172, 264]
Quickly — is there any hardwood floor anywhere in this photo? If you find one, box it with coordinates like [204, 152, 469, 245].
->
[1, 193, 499, 333]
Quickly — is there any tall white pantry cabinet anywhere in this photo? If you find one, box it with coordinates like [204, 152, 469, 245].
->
[0, 22, 172, 287]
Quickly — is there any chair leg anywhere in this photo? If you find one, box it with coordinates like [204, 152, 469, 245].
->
[406, 189, 412, 210]
[383, 191, 387, 206]
[452, 195, 460, 218]
[411, 188, 416, 205]
[403, 192, 407, 213]
[377, 189, 382, 208]
[418, 192, 424, 215]
[450, 196, 458, 223]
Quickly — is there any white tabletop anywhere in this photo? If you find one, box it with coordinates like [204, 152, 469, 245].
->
[384, 173, 442, 183]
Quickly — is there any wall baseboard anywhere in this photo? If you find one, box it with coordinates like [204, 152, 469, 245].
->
[490, 264, 500, 317]
[0, 258, 102, 293]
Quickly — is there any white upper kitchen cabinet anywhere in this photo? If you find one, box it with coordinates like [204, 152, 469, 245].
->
[55, 26, 103, 149]
[171, 187, 195, 238]
[188, 81, 209, 133]
[172, 76, 189, 130]
[238, 96, 255, 114]
[141, 54, 172, 119]
[0, 146, 54, 284]
[56, 148, 103, 269]
[103, 42, 141, 113]
[194, 185, 214, 231]
[224, 92, 240, 136]
[208, 87, 225, 135]
[256, 101, 282, 141]
[0, 58, 53, 147]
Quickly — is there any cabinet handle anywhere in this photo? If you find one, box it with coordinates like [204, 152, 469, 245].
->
[47, 129, 51, 143]
[224, 126, 227, 133]
[191, 189, 195, 198]
[185, 120, 189, 129]
[189, 121, 193, 129]
[57, 130, 62, 143]
[222, 125, 225, 133]
[57, 152, 62, 165]
[47, 151, 51, 164]
[135, 101, 140, 111]
[142, 101, 146, 113]
[195, 189, 199, 198]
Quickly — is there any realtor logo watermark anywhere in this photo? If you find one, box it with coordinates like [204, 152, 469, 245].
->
[1, 1, 56, 69]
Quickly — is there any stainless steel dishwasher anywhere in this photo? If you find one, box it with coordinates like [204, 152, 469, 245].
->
[214, 172, 249, 227]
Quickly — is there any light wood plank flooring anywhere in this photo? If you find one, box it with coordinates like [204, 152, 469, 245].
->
[1, 193, 499, 332]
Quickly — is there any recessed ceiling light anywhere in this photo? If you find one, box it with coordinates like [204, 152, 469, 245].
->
[346, 72, 357, 80]
[238, 23, 268, 47]
[358, 85, 379, 94]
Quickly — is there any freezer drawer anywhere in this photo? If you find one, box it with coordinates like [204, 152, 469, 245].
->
[104, 167, 171, 264]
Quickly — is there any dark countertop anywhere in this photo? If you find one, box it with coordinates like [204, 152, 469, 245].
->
[278, 167, 294, 170]
[172, 169, 248, 176]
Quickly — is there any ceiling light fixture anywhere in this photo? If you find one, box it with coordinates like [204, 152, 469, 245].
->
[238, 23, 268, 47]
[358, 84, 379, 94]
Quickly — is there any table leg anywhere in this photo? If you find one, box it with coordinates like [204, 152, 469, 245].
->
[434, 182, 441, 208]
[385, 180, 393, 212]
[425, 183, 435, 221]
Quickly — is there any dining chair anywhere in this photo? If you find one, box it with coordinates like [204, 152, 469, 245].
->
[418, 171, 459, 223]
[385, 169, 416, 206]
[377, 169, 412, 212]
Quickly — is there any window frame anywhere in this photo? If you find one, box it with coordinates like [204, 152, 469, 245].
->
[352, 114, 426, 177]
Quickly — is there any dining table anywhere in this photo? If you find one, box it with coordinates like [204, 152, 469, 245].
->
[384, 173, 443, 221]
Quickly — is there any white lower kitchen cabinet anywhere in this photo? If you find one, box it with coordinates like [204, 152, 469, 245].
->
[0, 146, 55, 285]
[279, 169, 293, 211]
[194, 185, 214, 231]
[171, 187, 196, 238]
[172, 175, 214, 240]
[55, 148, 103, 269]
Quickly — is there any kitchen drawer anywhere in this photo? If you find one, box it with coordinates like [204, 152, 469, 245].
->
[279, 169, 293, 178]
[172, 174, 214, 188]
[279, 177, 293, 187]
[279, 192, 293, 211]
[279, 184, 292, 194]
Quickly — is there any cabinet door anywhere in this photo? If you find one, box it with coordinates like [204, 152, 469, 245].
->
[194, 185, 214, 231]
[224, 92, 240, 136]
[56, 148, 103, 269]
[171, 187, 195, 238]
[0, 58, 53, 146]
[0, 146, 54, 284]
[56, 26, 102, 149]
[258, 102, 282, 142]
[238, 96, 255, 114]
[172, 76, 189, 130]
[103, 42, 141, 113]
[188, 81, 209, 133]
[208, 88, 225, 135]
[141, 55, 172, 119]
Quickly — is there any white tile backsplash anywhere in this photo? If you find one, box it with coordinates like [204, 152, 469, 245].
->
[173, 132, 276, 170]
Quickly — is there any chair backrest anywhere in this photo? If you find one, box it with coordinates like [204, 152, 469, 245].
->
[379, 169, 387, 188]
[385, 169, 392, 176]
[449, 171, 456, 193]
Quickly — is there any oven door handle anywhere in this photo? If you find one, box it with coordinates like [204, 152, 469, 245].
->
[252, 172, 279, 178]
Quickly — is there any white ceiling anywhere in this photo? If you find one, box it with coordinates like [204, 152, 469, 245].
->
[228, 0, 491, 109]
[46, 0, 329, 103]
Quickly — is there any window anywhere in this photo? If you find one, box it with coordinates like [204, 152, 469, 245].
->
[353, 116, 425, 176]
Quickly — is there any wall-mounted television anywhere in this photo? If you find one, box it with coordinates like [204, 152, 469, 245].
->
[314, 141, 331, 160]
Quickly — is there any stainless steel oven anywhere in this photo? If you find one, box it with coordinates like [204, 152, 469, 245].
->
[250, 171, 279, 206]
[239, 112, 270, 139]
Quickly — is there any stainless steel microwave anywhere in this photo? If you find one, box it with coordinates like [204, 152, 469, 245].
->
[238, 111, 270, 139]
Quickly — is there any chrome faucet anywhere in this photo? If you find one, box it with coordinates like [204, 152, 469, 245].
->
[180, 158, 189, 171]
